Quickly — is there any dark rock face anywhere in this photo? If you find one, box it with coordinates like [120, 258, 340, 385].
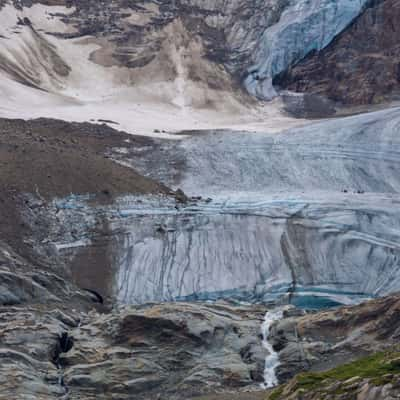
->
[0, 239, 94, 308]
[280, 92, 337, 118]
[275, 0, 400, 105]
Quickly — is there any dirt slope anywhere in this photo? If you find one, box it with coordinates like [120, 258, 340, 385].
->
[0, 117, 169, 255]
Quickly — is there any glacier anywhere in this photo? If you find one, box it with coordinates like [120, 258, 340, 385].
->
[104, 107, 400, 307]
[245, 0, 370, 99]
[112, 193, 400, 307]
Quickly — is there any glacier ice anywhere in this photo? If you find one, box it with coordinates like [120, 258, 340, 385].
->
[245, 0, 370, 99]
[109, 107, 400, 307]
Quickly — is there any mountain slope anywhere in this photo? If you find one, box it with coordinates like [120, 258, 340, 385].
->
[0, 0, 376, 133]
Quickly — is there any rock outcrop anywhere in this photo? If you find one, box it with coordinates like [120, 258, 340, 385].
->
[267, 349, 400, 400]
[270, 294, 400, 382]
[0, 250, 269, 400]
[62, 302, 267, 400]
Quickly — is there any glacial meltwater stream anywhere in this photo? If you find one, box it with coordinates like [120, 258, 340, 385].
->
[261, 309, 284, 388]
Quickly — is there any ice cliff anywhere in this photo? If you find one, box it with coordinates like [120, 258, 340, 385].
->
[245, 0, 370, 99]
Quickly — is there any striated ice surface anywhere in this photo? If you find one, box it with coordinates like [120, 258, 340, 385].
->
[174, 107, 400, 196]
[113, 193, 400, 306]
[111, 107, 400, 307]
[245, 0, 370, 99]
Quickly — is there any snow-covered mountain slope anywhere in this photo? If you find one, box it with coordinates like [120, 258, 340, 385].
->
[0, 0, 371, 134]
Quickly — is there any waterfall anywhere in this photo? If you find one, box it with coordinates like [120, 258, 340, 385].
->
[261, 309, 283, 388]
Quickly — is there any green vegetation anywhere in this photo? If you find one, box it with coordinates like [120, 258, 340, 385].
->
[267, 387, 284, 400]
[296, 351, 400, 389]
[266, 349, 400, 399]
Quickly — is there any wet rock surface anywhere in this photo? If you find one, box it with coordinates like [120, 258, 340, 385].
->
[62, 302, 267, 400]
[0, 245, 269, 399]
[270, 294, 400, 382]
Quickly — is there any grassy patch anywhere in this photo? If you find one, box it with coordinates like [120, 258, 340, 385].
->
[267, 386, 284, 400]
[266, 349, 400, 399]
[295, 350, 400, 391]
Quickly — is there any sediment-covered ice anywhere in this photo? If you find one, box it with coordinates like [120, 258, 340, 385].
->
[131, 106, 400, 196]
